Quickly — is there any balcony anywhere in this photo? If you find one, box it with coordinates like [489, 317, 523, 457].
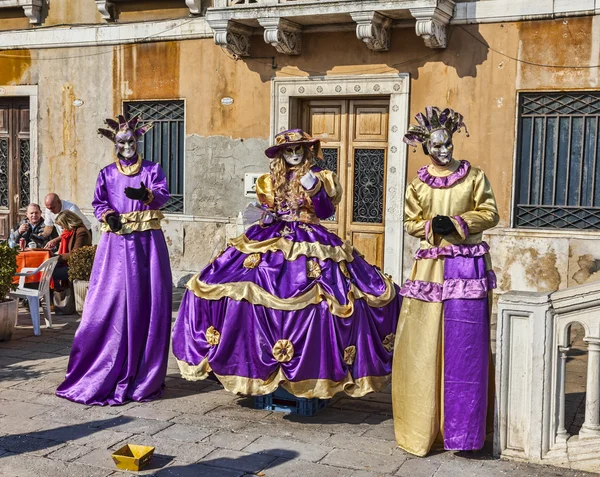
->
[0, 0, 42, 23]
[206, 0, 455, 57]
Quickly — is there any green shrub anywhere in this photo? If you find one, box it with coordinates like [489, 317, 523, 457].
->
[68, 245, 97, 282]
[0, 243, 18, 302]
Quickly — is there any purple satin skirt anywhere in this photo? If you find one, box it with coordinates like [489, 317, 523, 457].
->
[172, 221, 401, 397]
[56, 229, 172, 406]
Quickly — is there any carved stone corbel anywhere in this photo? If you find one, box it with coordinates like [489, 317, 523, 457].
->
[209, 19, 253, 58]
[95, 0, 116, 21]
[351, 11, 392, 52]
[185, 0, 201, 15]
[22, 1, 42, 24]
[409, 1, 455, 49]
[258, 18, 302, 56]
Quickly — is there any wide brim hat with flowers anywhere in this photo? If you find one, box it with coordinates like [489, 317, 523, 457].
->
[265, 129, 323, 160]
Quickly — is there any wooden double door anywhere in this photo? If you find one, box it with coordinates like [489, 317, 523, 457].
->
[301, 99, 389, 268]
[0, 97, 30, 240]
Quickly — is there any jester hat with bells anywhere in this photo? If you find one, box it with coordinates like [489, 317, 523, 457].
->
[98, 115, 154, 175]
[403, 106, 469, 155]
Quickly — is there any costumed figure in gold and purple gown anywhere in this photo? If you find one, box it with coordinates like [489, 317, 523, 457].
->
[172, 129, 401, 398]
[56, 115, 172, 405]
[392, 107, 499, 456]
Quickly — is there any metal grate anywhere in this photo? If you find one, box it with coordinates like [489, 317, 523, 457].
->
[321, 147, 338, 222]
[352, 148, 385, 224]
[0, 139, 8, 209]
[124, 101, 185, 213]
[515, 92, 600, 229]
[19, 139, 30, 209]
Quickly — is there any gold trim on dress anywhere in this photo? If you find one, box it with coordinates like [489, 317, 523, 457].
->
[307, 260, 322, 279]
[176, 358, 390, 398]
[206, 326, 221, 346]
[243, 253, 261, 269]
[229, 234, 356, 264]
[99, 209, 164, 235]
[185, 273, 397, 319]
[272, 339, 294, 363]
[339, 261, 351, 279]
[383, 333, 395, 352]
[344, 345, 356, 365]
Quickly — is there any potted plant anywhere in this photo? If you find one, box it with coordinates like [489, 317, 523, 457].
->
[0, 243, 19, 341]
[68, 245, 97, 314]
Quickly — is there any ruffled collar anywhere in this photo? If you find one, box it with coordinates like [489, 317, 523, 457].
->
[417, 160, 470, 189]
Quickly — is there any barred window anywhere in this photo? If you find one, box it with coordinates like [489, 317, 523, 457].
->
[124, 100, 185, 213]
[515, 92, 600, 229]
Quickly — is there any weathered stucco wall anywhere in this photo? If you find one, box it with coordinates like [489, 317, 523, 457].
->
[1, 16, 600, 288]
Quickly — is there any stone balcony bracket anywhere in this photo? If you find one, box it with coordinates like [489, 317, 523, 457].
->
[95, 0, 202, 21]
[351, 11, 392, 52]
[258, 17, 302, 56]
[0, 0, 43, 23]
[95, 0, 116, 21]
[409, 2, 454, 49]
[209, 19, 253, 58]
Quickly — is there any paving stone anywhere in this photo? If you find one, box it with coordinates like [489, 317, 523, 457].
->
[33, 422, 133, 449]
[323, 433, 397, 456]
[361, 416, 396, 441]
[204, 404, 273, 422]
[0, 453, 112, 477]
[152, 423, 213, 443]
[0, 416, 47, 435]
[0, 388, 42, 403]
[0, 400, 53, 419]
[109, 434, 215, 463]
[321, 448, 405, 474]
[204, 429, 260, 451]
[0, 434, 66, 456]
[0, 348, 37, 358]
[312, 407, 370, 424]
[395, 458, 440, 477]
[433, 459, 485, 477]
[351, 471, 391, 477]
[332, 398, 393, 416]
[152, 462, 245, 477]
[46, 443, 92, 461]
[243, 435, 334, 462]
[199, 448, 278, 473]
[238, 421, 331, 445]
[118, 405, 180, 421]
[172, 413, 249, 432]
[262, 457, 355, 477]
[92, 416, 173, 436]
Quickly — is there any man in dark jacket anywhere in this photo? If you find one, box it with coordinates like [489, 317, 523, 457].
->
[8, 203, 56, 249]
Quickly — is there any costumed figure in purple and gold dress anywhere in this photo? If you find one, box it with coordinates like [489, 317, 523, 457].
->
[172, 129, 401, 398]
[392, 107, 499, 456]
[56, 115, 172, 406]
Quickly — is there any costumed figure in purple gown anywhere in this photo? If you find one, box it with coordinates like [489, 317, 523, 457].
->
[172, 129, 401, 398]
[392, 107, 499, 456]
[56, 115, 172, 406]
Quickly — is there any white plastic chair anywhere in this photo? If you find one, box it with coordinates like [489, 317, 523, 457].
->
[10, 256, 59, 336]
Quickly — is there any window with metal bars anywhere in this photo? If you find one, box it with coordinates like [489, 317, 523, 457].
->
[514, 92, 600, 230]
[124, 100, 185, 213]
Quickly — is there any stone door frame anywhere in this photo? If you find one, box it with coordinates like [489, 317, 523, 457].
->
[270, 73, 410, 282]
[0, 85, 39, 205]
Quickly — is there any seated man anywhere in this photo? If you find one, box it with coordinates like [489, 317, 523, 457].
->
[41, 193, 92, 250]
[8, 203, 56, 249]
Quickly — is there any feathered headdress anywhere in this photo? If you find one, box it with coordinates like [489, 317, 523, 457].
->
[403, 106, 469, 148]
[97, 114, 153, 143]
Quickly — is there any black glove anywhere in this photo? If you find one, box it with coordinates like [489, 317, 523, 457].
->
[106, 214, 122, 233]
[432, 215, 456, 236]
[124, 181, 149, 202]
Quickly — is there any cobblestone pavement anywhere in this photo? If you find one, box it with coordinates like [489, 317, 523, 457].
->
[0, 297, 597, 477]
